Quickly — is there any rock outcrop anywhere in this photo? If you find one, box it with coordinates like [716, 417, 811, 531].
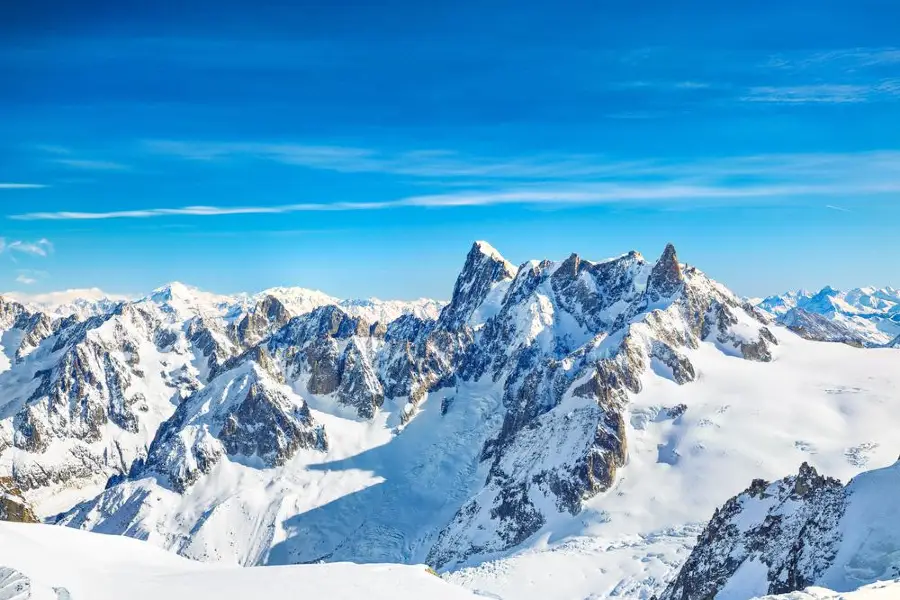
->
[0, 478, 38, 523]
[661, 460, 900, 600]
[140, 362, 326, 493]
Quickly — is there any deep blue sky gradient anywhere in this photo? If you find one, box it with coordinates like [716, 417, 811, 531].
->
[2, 1, 899, 299]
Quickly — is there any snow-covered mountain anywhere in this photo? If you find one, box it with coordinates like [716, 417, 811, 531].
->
[0, 282, 444, 515]
[3, 288, 130, 320]
[757, 286, 900, 346]
[661, 459, 900, 600]
[17, 241, 781, 567]
[1, 242, 899, 600]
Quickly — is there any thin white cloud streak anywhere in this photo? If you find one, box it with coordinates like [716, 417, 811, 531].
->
[54, 159, 129, 170]
[825, 204, 852, 213]
[16, 274, 38, 285]
[145, 140, 653, 180]
[147, 139, 900, 184]
[767, 48, 900, 70]
[10, 181, 900, 221]
[0, 183, 47, 189]
[11, 151, 900, 221]
[741, 82, 900, 104]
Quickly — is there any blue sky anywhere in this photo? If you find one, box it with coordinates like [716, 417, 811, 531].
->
[2, 0, 899, 300]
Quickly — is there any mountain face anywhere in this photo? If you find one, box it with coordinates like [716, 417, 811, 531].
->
[0, 478, 37, 523]
[134, 362, 327, 494]
[0, 284, 444, 515]
[9, 240, 786, 571]
[757, 286, 900, 346]
[438, 240, 518, 330]
[427, 244, 778, 567]
[660, 460, 900, 600]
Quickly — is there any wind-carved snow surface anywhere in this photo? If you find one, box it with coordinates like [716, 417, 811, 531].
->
[1, 242, 898, 600]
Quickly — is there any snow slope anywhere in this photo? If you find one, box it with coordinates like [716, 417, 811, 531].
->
[447, 332, 900, 600]
[0, 522, 480, 600]
[754, 580, 900, 600]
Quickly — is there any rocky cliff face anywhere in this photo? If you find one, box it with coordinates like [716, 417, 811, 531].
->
[780, 308, 867, 347]
[137, 362, 326, 493]
[661, 460, 900, 600]
[438, 241, 517, 331]
[0, 478, 38, 523]
[427, 244, 778, 567]
[661, 463, 846, 600]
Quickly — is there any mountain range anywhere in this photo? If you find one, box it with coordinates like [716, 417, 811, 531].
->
[1, 241, 898, 600]
[756, 286, 900, 347]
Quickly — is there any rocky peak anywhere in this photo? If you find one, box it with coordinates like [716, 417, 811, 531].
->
[337, 338, 385, 419]
[645, 243, 684, 303]
[661, 462, 847, 600]
[142, 362, 326, 493]
[0, 296, 28, 330]
[269, 306, 371, 349]
[439, 241, 518, 331]
[11, 311, 55, 361]
[231, 294, 292, 347]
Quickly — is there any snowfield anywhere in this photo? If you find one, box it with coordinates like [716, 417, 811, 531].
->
[0, 522, 481, 600]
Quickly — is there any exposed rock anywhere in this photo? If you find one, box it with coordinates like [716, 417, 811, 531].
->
[0, 478, 38, 523]
[438, 241, 517, 331]
[660, 463, 847, 600]
[781, 308, 868, 347]
[305, 338, 342, 395]
[645, 243, 684, 304]
[142, 362, 326, 493]
[337, 339, 384, 419]
[758, 286, 900, 346]
[428, 244, 775, 568]
[230, 294, 292, 347]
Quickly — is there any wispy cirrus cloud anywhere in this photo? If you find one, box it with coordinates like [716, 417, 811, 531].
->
[54, 158, 129, 171]
[0, 183, 47, 189]
[9, 181, 900, 221]
[11, 150, 900, 220]
[34, 145, 129, 170]
[144, 140, 649, 180]
[0, 238, 54, 256]
[742, 81, 900, 104]
[766, 47, 900, 70]
[751, 47, 900, 104]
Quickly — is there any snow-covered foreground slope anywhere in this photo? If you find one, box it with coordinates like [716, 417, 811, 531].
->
[447, 333, 900, 600]
[752, 581, 900, 600]
[0, 522, 480, 600]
